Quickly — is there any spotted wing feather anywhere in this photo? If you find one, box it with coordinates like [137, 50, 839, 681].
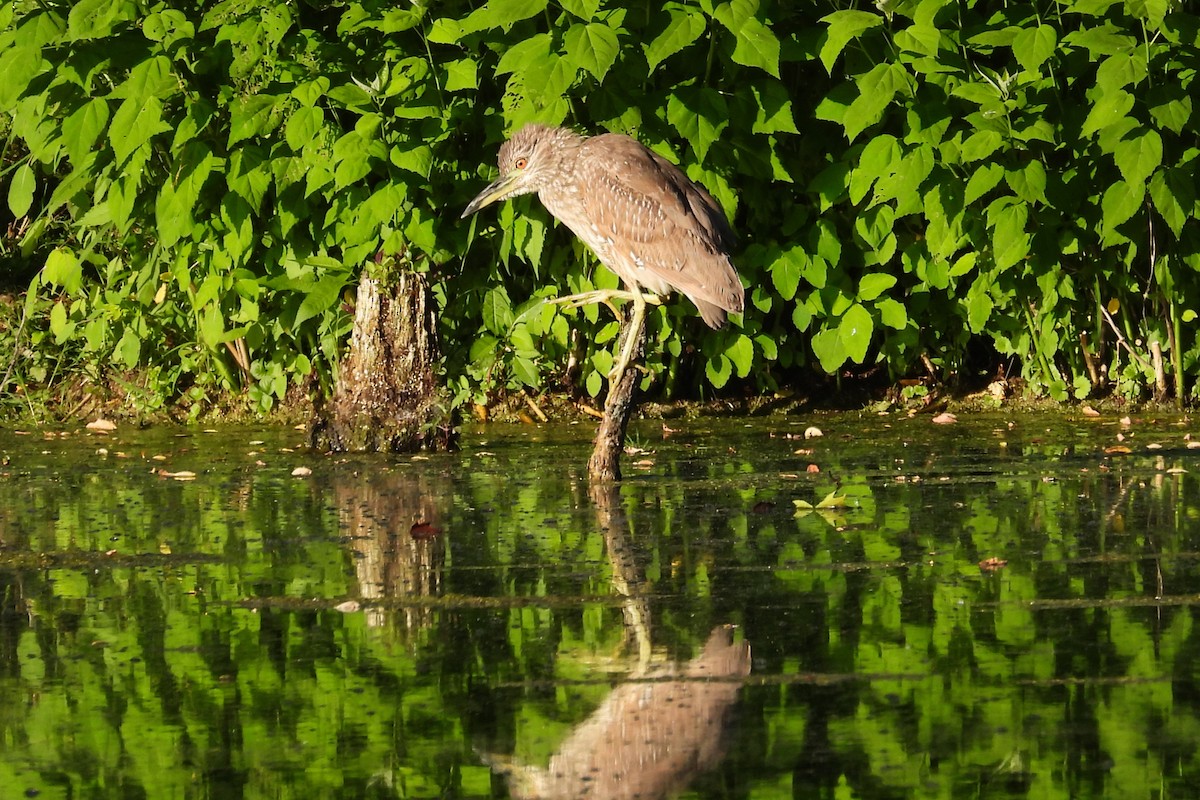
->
[575, 134, 744, 328]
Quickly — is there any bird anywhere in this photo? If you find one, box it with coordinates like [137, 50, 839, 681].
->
[461, 124, 744, 388]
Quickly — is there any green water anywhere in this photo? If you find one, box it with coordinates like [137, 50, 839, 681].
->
[1, 413, 1198, 799]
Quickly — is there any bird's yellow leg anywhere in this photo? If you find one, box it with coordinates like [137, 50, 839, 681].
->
[608, 290, 647, 386]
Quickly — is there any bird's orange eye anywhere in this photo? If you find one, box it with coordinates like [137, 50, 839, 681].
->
[514, 157, 528, 170]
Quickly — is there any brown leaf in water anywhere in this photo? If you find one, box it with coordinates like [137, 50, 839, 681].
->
[932, 412, 957, 425]
[979, 557, 1007, 572]
[1103, 445, 1132, 454]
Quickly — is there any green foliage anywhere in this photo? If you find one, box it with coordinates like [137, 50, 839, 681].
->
[4, 0, 1200, 413]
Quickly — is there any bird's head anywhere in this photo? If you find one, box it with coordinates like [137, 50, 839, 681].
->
[461, 124, 579, 218]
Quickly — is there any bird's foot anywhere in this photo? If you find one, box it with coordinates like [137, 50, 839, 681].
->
[545, 290, 661, 319]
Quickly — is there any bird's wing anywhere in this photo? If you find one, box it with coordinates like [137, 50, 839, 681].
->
[576, 135, 743, 319]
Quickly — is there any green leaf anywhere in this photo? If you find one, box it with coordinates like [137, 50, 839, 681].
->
[819, 9, 883, 73]
[483, 286, 515, 335]
[966, 283, 994, 333]
[877, 297, 907, 330]
[843, 63, 907, 142]
[961, 129, 1003, 162]
[489, 0, 549, 30]
[67, 0, 126, 40]
[559, 0, 600, 19]
[7, 162, 35, 218]
[727, 334, 754, 378]
[444, 59, 478, 92]
[285, 106, 323, 152]
[564, 22, 620, 82]
[751, 82, 798, 135]
[769, 247, 803, 300]
[965, 162, 1004, 205]
[1149, 167, 1193, 237]
[839, 303, 873, 364]
[717, 6, 780, 78]
[0, 45, 43, 111]
[228, 95, 281, 147]
[44, 248, 83, 294]
[61, 97, 110, 166]
[1112, 130, 1162, 187]
[1100, 179, 1143, 236]
[294, 271, 347, 329]
[49, 301, 73, 345]
[665, 89, 727, 162]
[858, 273, 896, 302]
[1011, 25, 1057, 73]
[108, 95, 170, 167]
[990, 200, 1029, 271]
[705, 353, 733, 388]
[644, 8, 706, 72]
[1005, 161, 1047, 205]
[1081, 89, 1134, 138]
[810, 328, 846, 373]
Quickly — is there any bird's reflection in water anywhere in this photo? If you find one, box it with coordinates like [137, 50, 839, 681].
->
[492, 483, 752, 800]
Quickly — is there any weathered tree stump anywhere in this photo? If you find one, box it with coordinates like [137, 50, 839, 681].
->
[309, 267, 454, 452]
[586, 310, 647, 482]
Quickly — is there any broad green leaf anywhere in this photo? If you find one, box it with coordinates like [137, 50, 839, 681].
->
[1112, 130, 1162, 187]
[839, 303, 873, 363]
[115, 327, 141, 368]
[859, 273, 896, 302]
[966, 283, 994, 333]
[849, 134, 898, 204]
[751, 83, 799, 135]
[665, 89, 728, 162]
[391, 142, 433, 178]
[111, 55, 177, 100]
[332, 131, 371, 188]
[496, 33, 553, 75]
[727, 334, 754, 378]
[108, 95, 170, 167]
[1096, 51, 1147, 93]
[7, 163, 35, 218]
[1149, 168, 1193, 237]
[1149, 92, 1191, 134]
[990, 200, 1029, 271]
[295, 271, 347, 329]
[842, 63, 907, 142]
[68, 0, 126, 40]
[483, 286, 515, 335]
[1081, 88, 1133, 137]
[810, 328, 846, 373]
[444, 59, 478, 92]
[1011, 25, 1057, 73]
[705, 353, 733, 388]
[770, 247, 803, 301]
[725, 13, 780, 78]
[564, 22, 620, 82]
[645, 8, 706, 72]
[285, 106, 323, 152]
[559, 0, 600, 19]
[228, 95, 281, 147]
[1005, 160, 1047, 205]
[961, 129, 1003, 162]
[0, 45, 43, 111]
[61, 97, 110, 166]
[877, 297, 907, 330]
[44, 248, 83, 294]
[965, 162, 1004, 205]
[819, 9, 883, 73]
[894, 24, 941, 57]
[1100, 179, 1142, 236]
[489, 0, 549, 30]
[49, 301, 73, 344]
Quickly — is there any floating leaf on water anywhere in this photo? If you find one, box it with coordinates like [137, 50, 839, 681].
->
[1188, 441, 1200, 450]
[1167, 467, 1187, 474]
[979, 557, 1007, 571]
[815, 490, 847, 508]
[1103, 446, 1132, 455]
[158, 469, 196, 481]
[1147, 443, 1163, 450]
[751, 501, 775, 514]
[86, 419, 116, 432]
[806, 464, 820, 473]
[291, 466, 313, 476]
[803, 426, 824, 439]
[335, 600, 361, 613]
[1081, 406, 1100, 418]
[411, 521, 441, 539]
[793, 448, 813, 455]
[1120, 416, 1133, 427]
[932, 412, 957, 425]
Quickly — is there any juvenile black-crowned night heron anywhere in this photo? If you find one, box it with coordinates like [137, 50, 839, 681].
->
[462, 124, 745, 387]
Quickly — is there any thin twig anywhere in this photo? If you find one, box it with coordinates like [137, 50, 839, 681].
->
[1099, 303, 1154, 372]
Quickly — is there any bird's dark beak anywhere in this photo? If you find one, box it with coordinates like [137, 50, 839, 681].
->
[461, 173, 519, 219]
